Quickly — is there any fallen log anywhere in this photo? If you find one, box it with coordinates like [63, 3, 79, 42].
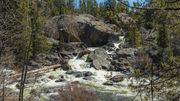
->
[10, 64, 61, 79]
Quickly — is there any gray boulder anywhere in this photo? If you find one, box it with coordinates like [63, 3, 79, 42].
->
[65, 70, 93, 77]
[110, 75, 124, 82]
[55, 75, 66, 82]
[83, 77, 95, 81]
[66, 70, 83, 77]
[87, 48, 111, 70]
[44, 14, 121, 47]
[103, 80, 114, 86]
[83, 71, 93, 77]
[116, 48, 137, 58]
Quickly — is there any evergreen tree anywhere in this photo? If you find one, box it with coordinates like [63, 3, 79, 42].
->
[92, 0, 99, 16]
[53, 0, 67, 15]
[117, 0, 129, 13]
[30, 0, 51, 58]
[157, 13, 169, 48]
[44, 0, 57, 17]
[127, 26, 141, 48]
[80, 0, 86, 13]
[67, 0, 75, 13]
[0, 0, 29, 60]
[87, 0, 93, 14]
[99, 3, 106, 17]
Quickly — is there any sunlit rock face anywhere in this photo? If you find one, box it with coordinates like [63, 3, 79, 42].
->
[44, 14, 123, 47]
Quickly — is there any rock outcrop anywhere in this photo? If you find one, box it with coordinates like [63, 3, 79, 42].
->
[87, 48, 110, 70]
[44, 14, 122, 47]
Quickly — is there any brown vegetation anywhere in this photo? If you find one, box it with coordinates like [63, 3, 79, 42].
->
[55, 83, 97, 101]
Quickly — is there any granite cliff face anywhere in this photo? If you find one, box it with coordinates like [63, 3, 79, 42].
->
[44, 14, 123, 47]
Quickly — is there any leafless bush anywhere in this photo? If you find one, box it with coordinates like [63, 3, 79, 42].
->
[0, 89, 18, 101]
[0, 47, 15, 101]
[56, 83, 97, 101]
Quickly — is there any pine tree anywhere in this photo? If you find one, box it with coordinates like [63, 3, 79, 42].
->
[80, 0, 86, 13]
[157, 18, 169, 48]
[103, 0, 118, 21]
[67, 0, 75, 13]
[92, 0, 99, 17]
[87, 0, 93, 14]
[30, 0, 51, 58]
[99, 3, 105, 17]
[128, 26, 141, 48]
[0, 0, 30, 60]
[112, 0, 117, 15]
[117, 0, 129, 13]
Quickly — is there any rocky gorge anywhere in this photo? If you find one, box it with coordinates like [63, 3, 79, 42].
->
[1, 14, 180, 101]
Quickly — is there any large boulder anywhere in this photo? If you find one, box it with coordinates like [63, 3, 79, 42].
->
[87, 48, 111, 70]
[44, 14, 122, 47]
[109, 48, 137, 73]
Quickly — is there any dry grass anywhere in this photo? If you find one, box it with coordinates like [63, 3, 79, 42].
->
[56, 83, 97, 101]
[0, 90, 18, 101]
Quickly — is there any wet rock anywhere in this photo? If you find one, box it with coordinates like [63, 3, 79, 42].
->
[66, 70, 93, 78]
[55, 76, 66, 82]
[66, 70, 83, 77]
[61, 63, 72, 70]
[87, 48, 109, 61]
[103, 80, 114, 86]
[74, 72, 84, 78]
[16, 83, 20, 89]
[92, 59, 109, 70]
[83, 71, 93, 77]
[110, 60, 132, 72]
[110, 75, 124, 82]
[35, 73, 45, 78]
[83, 77, 95, 81]
[65, 70, 74, 74]
[87, 48, 110, 70]
[48, 75, 56, 80]
[77, 49, 91, 58]
[58, 42, 87, 59]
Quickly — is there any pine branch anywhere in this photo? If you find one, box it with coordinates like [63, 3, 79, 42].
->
[165, 0, 180, 3]
[118, 0, 180, 11]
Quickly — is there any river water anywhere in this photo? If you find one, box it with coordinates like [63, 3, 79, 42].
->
[5, 36, 147, 101]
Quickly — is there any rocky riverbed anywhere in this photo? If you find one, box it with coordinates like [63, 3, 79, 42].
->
[2, 13, 179, 101]
[3, 35, 151, 101]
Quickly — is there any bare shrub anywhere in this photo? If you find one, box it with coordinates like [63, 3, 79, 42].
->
[0, 90, 18, 101]
[56, 83, 97, 101]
